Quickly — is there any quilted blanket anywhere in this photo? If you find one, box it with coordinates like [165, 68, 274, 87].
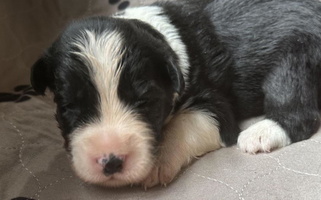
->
[1, 0, 321, 199]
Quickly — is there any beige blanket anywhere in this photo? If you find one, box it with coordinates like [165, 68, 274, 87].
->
[1, 1, 321, 199]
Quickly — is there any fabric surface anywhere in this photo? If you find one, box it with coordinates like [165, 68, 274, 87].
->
[1, 1, 321, 200]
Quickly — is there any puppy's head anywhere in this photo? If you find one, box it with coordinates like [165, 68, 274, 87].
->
[31, 17, 184, 187]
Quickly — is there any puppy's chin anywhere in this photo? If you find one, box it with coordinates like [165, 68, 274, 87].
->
[69, 119, 155, 187]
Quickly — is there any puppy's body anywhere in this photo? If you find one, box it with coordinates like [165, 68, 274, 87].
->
[31, 0, 321, 187]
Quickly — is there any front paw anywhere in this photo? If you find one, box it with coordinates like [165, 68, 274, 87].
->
[141, 161, 181, 189]
[237, 119, 291, 154]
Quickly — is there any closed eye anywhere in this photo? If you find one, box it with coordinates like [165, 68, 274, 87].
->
[134, 100, 148, 108]
[61, 102, 77, 111]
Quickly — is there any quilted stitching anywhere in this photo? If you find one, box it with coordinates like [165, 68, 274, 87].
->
[1, 0, 321, 199]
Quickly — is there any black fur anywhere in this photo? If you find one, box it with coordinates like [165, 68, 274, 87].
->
[159, 0, 321, 143]
[31, 0, 321, 150]
[32, 33, 101, 148]
[115, 18, 184, 142]
[31, 17, 184, 149]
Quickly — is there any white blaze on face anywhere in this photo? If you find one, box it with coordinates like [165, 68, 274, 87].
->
[70, 30, 155, 187]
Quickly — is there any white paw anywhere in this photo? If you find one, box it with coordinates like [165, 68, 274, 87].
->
[141, 160, 181, 189]
[237, 119, 291, 154]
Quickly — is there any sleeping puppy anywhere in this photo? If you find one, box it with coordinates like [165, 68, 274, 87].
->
[31, 0, 321, 188]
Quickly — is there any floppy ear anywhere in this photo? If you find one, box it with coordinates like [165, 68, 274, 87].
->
[166, 59, 185, 95]
[30, 55, 54, 95]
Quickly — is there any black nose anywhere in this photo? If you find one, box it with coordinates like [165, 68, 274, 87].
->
[103, 155, 123, 175]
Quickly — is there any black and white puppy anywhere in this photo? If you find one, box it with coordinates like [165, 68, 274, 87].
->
[31, 0, 321, 188]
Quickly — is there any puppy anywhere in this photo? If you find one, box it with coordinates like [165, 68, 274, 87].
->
[31, 0, 321, 188]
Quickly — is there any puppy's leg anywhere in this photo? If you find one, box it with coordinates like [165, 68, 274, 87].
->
[142, 109, 224, 188]
[238, 53, 320, 154]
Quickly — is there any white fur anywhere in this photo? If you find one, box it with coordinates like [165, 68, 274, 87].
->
[143, 109, 223, 188]
[115, 6, 190, 87]
[237, 119, 291, 154]
[70, 30, 155, 187]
